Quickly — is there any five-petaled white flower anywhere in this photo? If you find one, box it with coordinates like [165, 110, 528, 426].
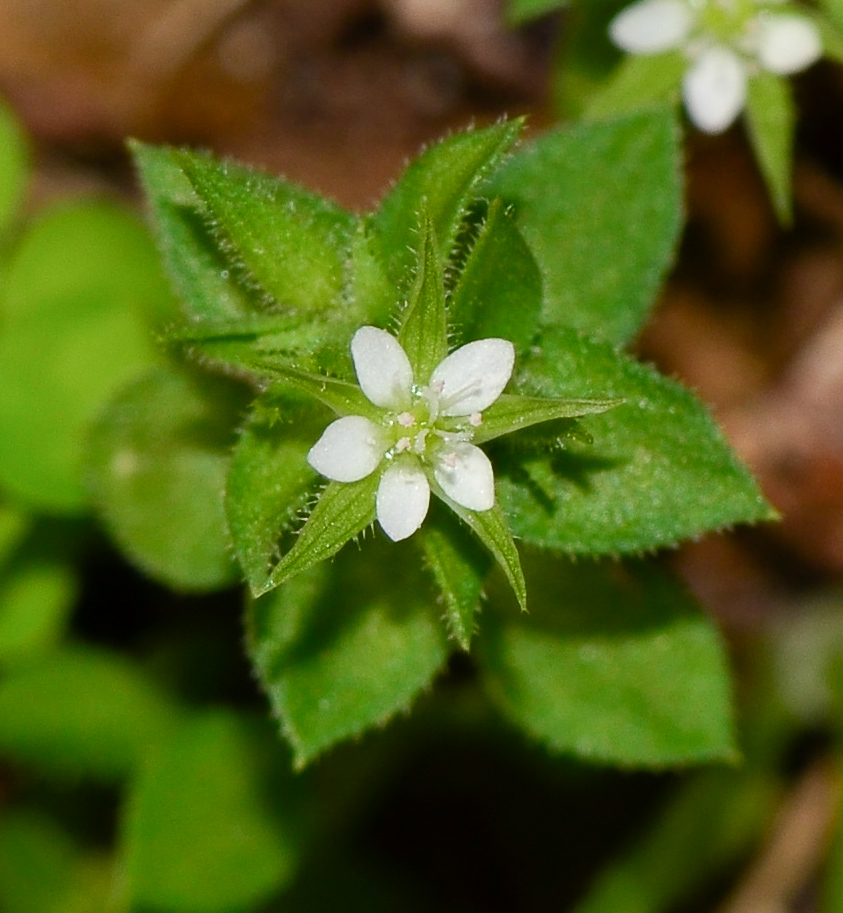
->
[307, 326, 515, 542]
[609, 0, 822, 133]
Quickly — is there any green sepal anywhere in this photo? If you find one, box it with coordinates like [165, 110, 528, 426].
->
[372, 120, 524, 296]
[470, 392, 621, 445]
[175, 148, 356, 315]
[433, 485, 527, 612]
[258, 475, 379, 596]
[745, 72, 794, 225]
[244, 362, 381, 422]
[448, 198, 542, 353]
[419, 515, 491, 651]
[584, 53, 684, 122]
[397, 212, 448, 382]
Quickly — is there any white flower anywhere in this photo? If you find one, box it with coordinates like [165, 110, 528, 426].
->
[307, 326, 515, 542]
[609, 0, 822, 133]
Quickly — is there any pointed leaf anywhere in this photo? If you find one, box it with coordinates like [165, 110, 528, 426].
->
[434, 485, 526, 611]
[471, 392, 621, 444]
[176, 148, 356, 315]
[397, 213, 448, 381]
[227, 394, 324, 593]
[449, 198, 542, 353]
[499, 327, 774, 553]
[419, 515, 491, 650]
[248, 543, 448, 766]
[746, 72, 794, 225]
[261, 474, 380, 594]
[87, 367, 244, 591]
[125, 712, 301, 913]
[584, 53, 685, 121]
[372, 120, 524, 294]
[488, 109, 682, 344]
[479, 556, 737, 765]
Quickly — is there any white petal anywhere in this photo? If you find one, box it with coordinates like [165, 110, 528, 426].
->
[433, 443, 495, 512]
[376, 462, 430, 541]
[682, 46, 747, 134]
[430, 338, 515, 417]
[307, 415, 384, 482]
[609, 0, 693, 54]
[351, 326, 414, 410]
[756, 15, 821, 75]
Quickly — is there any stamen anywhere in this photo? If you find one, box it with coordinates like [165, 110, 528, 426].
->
[395, 436, 411, 453]
[397, 411, 416, 427]
[469, 412, 483, 427]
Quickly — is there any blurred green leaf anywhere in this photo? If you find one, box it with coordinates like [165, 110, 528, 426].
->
[584, 54, 684, 121]
[506, 0, 566, 23]
[0, 645, 181, 780]
[248, 542, 449, 766]
[480, 557, 737, 765]
[0, 810, 115, 913]
[87, 366, 244, 592]
[449, 199, 542, 353]
[124, 711, 301, 913]
[498, 327, 774, 553]
[0, 201, 166, 512]
[488, 110, 681, 344]
[372, 120, 524, 297]
[0, 505, 28, 563]
[746, 72, 794, 225]
[0, 100, 28, 238]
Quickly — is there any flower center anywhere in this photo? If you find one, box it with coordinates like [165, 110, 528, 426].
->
[691, 0, 758, 47]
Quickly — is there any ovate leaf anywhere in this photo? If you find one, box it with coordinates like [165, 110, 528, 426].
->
[488, 109, 681, 344]
[746, 72, 794, 225]
[124, 712, 300, 913]
[87, 367, 245, 592]
[372, 120, 524, 295]
[248, 543, 449, 766]
[0, 645, 181, 780]
[498, 327, 774, 553]
[479, 556, 737, 765]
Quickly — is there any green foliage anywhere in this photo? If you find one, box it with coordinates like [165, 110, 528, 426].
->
[488, 110, 682, 344]
[584, 54, 684, 121]
[124, 712, 301, 913]
[0, 645, 181, 781]
[746, 72, 795, 225]
[506, 0, 566, 24]
[87, 366, 244, 591]
[248, 544, 449, 767]
[498, 327, 774, 553]
[0, 202, 167, 512]
[480, 557, 737, 765]
[0, 101, 28, 237]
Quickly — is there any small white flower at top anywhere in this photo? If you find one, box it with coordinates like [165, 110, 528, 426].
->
[307, 326, 515, 542]
[609, 0, 822, 133]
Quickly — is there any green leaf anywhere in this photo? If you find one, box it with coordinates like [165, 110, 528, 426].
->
[0, 505, 28, 564]
[498, 327, 774, 553]
[0, 645, 181, 780]
[419, 514, 491, 650]
[488, 109, 682, 344]
[0, 810, 115, 913]
[397, 212, 448, 381]
[584, 53, 684, 122]
[248, 542, 449, 766]
[746, 72, 794, 225]
[506, 0, 566, 24]
[472, 392, 621, 445]
[448, 198, 542, 353]
[0, 100, 28, 238]
[132, 141, 258, 323]
[124, 712, 300, 913]
[372, 120, 524, 295]
[176, 148, 356, 315]
[260, 474, 380, 595]
[479, 556, 737, 765]
[434, 487, 527, 612]
[0, 201, 165, 512]
[226, 394, 322, 593]
[87, 367, 244, 592]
